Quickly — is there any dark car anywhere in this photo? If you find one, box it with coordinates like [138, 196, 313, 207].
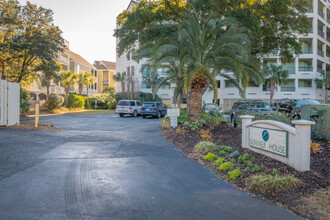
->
[230, 100, 271, 126]
[272, 99, 320, 118]
[141, 102, 168, 118]
[202, 103, 223, 114]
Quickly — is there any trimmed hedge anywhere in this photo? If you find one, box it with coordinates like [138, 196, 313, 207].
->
[47, 94, 64, 111]
[68, 94, 86, 109]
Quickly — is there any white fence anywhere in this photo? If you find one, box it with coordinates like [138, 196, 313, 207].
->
[0, 80, 20, 126]
[241, 115, 315, 172]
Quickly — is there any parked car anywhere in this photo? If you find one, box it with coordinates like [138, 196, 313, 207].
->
[272, 99, 320, 118]
[202, 103, 223, 114]
[116, 100, 143, 117]
[141, 102, 168, 118]
[230, 100, 272, 127]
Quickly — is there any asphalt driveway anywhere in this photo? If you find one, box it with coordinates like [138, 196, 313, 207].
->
[0, 114, 301, 219]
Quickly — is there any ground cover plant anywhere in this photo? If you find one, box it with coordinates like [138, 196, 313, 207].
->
[163, 119, 329, 220]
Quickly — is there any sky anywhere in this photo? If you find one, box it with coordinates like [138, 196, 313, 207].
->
[18, 0, 132, 64]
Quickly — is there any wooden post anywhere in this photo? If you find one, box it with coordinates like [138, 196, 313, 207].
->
[35, 104, 39, 128]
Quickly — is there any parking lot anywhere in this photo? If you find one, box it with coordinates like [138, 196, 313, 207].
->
[0, 114, 301, 219]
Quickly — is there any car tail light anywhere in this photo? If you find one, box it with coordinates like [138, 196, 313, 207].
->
[129, 107, 132, 110]
[141, 107, 145, 110]
[152, 108, 157, 110]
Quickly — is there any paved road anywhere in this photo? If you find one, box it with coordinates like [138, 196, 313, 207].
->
[0, 114, 301, 220]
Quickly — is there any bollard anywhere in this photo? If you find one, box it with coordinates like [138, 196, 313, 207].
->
[35, 104, 39, 128]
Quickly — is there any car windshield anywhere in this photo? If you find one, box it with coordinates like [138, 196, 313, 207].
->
[205, 104, 220, 110]
[117, 100, 129, 106]
[143, 103, 156, 107]
[239, 102, 270, 110]
[294, 100, 320, 108]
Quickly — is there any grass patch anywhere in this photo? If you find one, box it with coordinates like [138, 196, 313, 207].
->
[52, 108, 115, 115]
[193, 141, 216, 153]
[247, 174, 301, 194]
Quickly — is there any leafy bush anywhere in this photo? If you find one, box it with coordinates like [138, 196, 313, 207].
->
[253, 165, 261, 173]
[200, 129, 212, 141]
[218, 162, 233, 171]
[204, 153, 217, 161]
[251, 157, 255, 163]
[20, 89, 30, 115]
[220, 145, 233, 153]
[243, 154, 249, 161]
[178, 109, 189, 124]
[214, 147, 219, 151]
[236, 110, 298, 126]
[68, 94, 86, 109]
[213, 157, 225, 165]
[247, 174, 301, 193]
[238, 156, 245, 163]
[46, 94, 64, 111]
[247, 162, 254, 169]
[193, 141, 216, 153]
[228, 169, 241, 181]
[310, 141, 321, 154]
[202, 112, 227, 126]
[219, 150, 226, 156]
[231, 158, 236, 163]
[183, 119, 206, 131]
[88, 93, 114, 109]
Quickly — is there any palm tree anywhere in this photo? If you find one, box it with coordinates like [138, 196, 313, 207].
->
[113, 72, 126, 93]
[152, 9, 258, 121]
[59, 70, 77, 106]
[84, 72, 96, 106]
[315, 70, 330, 104]
[77, 72, 95, 96]
[36, 60, 61, 99]
[141, 64, 161, 94]
[264, 64, 289, 105]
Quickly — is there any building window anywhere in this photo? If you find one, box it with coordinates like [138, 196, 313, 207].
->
[217, 80, 221, 88]
[131, 66, 134, 76]
[127, 67, 130, 76]
[225, 80, 236, 88]
[142, 82, 151, 89]
[95, 83, 97, 90]
[280, 79, 295, 92]
[298, 79, 312, 88]
[263, 79, 271, 91]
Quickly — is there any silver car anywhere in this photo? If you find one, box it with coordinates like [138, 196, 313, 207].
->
[116, 100, 143, 117]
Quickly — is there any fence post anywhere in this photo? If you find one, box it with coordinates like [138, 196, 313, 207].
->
[292, 120, 315, 171]
[240, 115, 255, 148]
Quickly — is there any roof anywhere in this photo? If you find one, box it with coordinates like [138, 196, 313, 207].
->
[64, 48, 95, 70]
[101, 60, 116, 70]
[126, 0, 140, 10]
[94, 64, 108, 70]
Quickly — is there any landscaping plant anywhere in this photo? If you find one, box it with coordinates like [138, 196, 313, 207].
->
[310, 141, 321, 154]
[247, 174, 301, 194]
[218, 162, 233, 171]
[200, 129, 212, 141]
[46, 94, 64, 111]
[228, 169, 241, 181]
[213, 158, 225, 165]
[193, 141, 216, 153]
[204, 153, 217, 161]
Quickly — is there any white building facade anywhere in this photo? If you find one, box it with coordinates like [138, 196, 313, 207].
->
[116, 0, 330, 110]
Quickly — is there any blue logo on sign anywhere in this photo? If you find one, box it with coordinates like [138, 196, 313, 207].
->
[262, 130, 269, 142]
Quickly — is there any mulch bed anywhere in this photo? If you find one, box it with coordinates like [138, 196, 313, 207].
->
[163, 122, 329, 220]
[9, 123, 64, 131]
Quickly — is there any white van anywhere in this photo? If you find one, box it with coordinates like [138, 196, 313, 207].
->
[116, 100, 143, 117]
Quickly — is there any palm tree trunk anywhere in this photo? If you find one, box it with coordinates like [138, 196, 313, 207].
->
[46, 86, 50, 100]
[65, 86, 69, 106]
[325, 89, 328, 104]
[189, 74, 209, 121]
[79, 84, 83, 96]
[86, 86, 89, 108]
[270, 78, 276, 105]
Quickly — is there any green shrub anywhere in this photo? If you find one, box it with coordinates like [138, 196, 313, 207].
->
[238, 156, 245, 163]
[213, 157, 225, 165]
[220, 145, 227, 150]
[178, 109, 189, 124]
[272, 169, 278, 176]
[231, 158, 236, 163]
[225, 146, 233, 153]
[243, 154, 249, 161]
[218, 162, 233, 171]
[46, 94, 64, 111]
[183, 119, 206, 131]
[247, 162, 254, 169]
[228, 169, 241, 181]
[214, 147, 219, 151]
[193, 141, 216, 153]
[88, 93, 114, 109]
[219, 150, 226, 156]
[236, 110, 298, 126]
[20, 89, 30, 115]
[247, 174, 301, 193]
[253, 165, 261, 173]
[251, 157, 255, 163]
[204, 153, 217, 161]
[202, 112, 227, 126]
[68, 94, 86, 109]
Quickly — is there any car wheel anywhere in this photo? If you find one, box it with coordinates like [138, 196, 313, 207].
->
[157, 111, 161, 119]
[133, 110, 138, 117]
[119, 113, 124, 117]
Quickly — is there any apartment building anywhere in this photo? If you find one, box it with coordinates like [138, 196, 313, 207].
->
[93, 60, 116, 93]
[28, 40, 98, 104]
[116, 0, 330, 110]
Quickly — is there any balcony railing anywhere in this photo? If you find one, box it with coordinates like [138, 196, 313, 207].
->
[318, 29, 325, 38]
[318, 9, 324, 18]
[327, 35, 330, 42]
[283, 67, 295, 74]
[299, 66, 313, 72]
[281, 87, 295, 92]
[302, 48, 313, 54]
[102, 80, 109, 84]
[317, 49, 324, 57]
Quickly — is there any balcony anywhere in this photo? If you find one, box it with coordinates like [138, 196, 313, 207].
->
[102, 80, 109, 84]
[317, 68, 325, 74]
[302, 48, 312, 54]
[299, 66, 313, 72]
[327, 35, 330, 42]
[283, 67, 295, 74]
[317, 49, 324, 57]
[318, 10, 324, 19]
[281, 87, 295, 92]
[318, 29, 325, 38]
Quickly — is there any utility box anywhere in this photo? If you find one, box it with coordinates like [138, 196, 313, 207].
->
[301, 104, 330, 140]
[0, 80, 20, 126]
